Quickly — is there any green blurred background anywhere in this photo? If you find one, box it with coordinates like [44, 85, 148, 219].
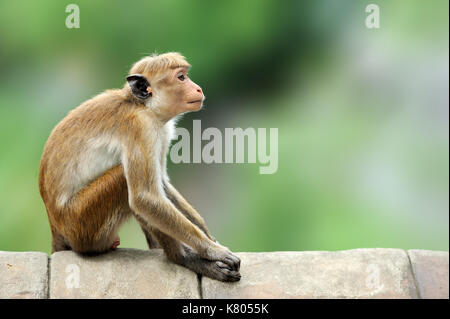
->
[0, 0, 448, 254]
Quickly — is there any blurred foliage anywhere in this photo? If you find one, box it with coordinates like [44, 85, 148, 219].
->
[0, 0, 448, 254]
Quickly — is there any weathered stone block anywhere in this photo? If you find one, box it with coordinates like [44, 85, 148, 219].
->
[202, 249, 418, 298]
[0, 251, 49, 299]
[408, 250, 449, 299]
[49, 248, 200, 299]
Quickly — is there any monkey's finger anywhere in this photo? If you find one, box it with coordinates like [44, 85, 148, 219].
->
[215, 261, 232, 270]
[222, 254, 241, 271]
[217, 268, 241, 282]
[209, 263, 241, 282]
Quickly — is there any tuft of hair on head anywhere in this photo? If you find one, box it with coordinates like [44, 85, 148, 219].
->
[129, 52, 191, 79]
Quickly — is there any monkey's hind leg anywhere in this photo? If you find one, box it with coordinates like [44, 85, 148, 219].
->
[147, 227, 241, 282]
[51, 228, 72, 253]
[140, 225, 161, 249]
[135, 216, 161, 249]
[62, 165, 131, 254]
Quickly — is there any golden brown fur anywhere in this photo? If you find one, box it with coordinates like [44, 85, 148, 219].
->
[39, 52, 241, 282]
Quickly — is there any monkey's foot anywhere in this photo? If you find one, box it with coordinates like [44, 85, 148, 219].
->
[207, 261, 241, 282]
[111, 236, 120, 250]
[203, 244, 241, 272]
[182, 246, 241, 282]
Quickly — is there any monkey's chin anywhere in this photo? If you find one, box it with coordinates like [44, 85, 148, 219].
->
[187, 102, 203, 111]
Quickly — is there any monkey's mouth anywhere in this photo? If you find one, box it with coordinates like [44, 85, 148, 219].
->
[188, 100, 203, 104]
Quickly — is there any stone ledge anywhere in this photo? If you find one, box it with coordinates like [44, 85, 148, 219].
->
[0, 251, 48, 299]
[408, 249, 449, 299]
[50, 249, 199, 299]
[0, 248, 448, 299]
[202, 249, 418, 299]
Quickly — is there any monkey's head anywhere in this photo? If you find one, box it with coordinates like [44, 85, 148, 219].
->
[126, 52, 204, 120]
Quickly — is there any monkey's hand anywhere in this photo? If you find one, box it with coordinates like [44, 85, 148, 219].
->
[200, 243, 241, 272]
[182, 245, 241, 282]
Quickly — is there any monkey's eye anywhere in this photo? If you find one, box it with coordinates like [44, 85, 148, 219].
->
[177, 74, 186, 81]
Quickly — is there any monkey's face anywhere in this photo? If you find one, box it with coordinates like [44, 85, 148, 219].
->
[153, 67, 205, 117]
[127, 65, 205, 120]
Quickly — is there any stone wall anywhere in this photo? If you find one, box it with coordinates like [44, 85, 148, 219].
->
[0, 248, 448, 299]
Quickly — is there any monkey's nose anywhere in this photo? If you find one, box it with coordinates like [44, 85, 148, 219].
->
[194, 83, 203, 94]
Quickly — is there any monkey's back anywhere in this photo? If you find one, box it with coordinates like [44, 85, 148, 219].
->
[38, 89, 139, 212]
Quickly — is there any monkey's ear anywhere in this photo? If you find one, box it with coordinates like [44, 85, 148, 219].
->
[126, 74, 152, 99]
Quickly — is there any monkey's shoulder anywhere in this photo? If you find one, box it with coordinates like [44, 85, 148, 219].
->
[55, 89, 143, 132]
[72, 89, 136, 115]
